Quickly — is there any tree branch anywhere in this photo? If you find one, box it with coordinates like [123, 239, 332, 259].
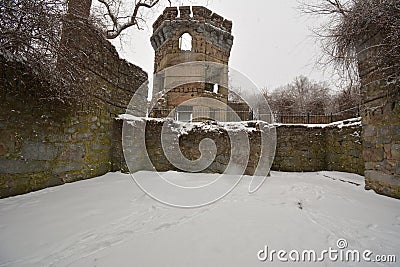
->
[97, 0, 161, 39]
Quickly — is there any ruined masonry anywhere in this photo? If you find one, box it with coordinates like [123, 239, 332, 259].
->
[0, 5, 398, 199]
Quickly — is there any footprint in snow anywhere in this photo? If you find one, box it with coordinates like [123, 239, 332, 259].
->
[297, 201, 303, 210]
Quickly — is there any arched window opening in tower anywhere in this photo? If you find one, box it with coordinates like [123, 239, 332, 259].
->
[179, 33, 192, 51]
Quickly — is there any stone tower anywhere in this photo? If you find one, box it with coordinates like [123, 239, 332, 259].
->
[150, 6, 234, 121]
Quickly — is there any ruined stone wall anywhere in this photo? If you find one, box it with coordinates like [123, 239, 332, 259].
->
[326, 125, 364, 175]
[272, 120, 363, 175]
[113, 118, 364, 176]
[113, 119, 264, 175]
[0, 23, 147, 198]
[362, 104, 400, 198]
[0, 93, 113, 197]
[357, 33, 400, 198]
[272, 125, 326, 172]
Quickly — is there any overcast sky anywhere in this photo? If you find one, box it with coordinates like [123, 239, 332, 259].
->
[110, 0, 338, 91]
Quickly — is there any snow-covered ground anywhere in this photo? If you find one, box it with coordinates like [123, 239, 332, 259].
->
[0, 171, 399, 266]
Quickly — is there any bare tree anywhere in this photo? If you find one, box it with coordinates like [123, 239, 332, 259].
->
[1, 0, 170, 103]
[0, 0, 66, 72]
[300, 0, 400, 86]
[1, 0, 182, 74]
[332, 84, 361, 113]
[265, 76, 332, 115]
[94, 0, 172, 39]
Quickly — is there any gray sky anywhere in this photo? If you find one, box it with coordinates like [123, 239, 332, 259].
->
[110, 0, 337, 91]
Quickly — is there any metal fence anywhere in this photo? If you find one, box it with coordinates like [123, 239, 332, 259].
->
[272, 106, 360, 124]
[149, 105, 360, 124]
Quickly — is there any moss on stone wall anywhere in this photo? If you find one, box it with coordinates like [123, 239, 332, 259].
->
[272, 125, 326, 172]
[272, 120, 364, 175]
[113, 118, 364, 177]
[114, 119, 269, 175]
[362, 95, 400, 199]
[0, 88, 115, 197]
[326, 124, 364, 175]
[357, 28, 400, 199]
[0, 22, 147, 198]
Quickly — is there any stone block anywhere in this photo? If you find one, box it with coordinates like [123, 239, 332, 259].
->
[53, 161, 83, 174]
[192, 6, 212, 21]
[163, 7, 178, 20]
[365, 161, 376, 170]
[21, 141, 59, 161]
[74, 131, 94, 141]
[363, 125, 376, 137]
[222, 19, 232, 32]
[0, 159, 49, 174]
[59, 144, 85, 161]
[0, 143, 6, 156]
[210, 13, 223, 27]
[363, 148, 384, 162]
[365, 170, 400, 186]
[391, 144, 400, 160]
[64, 127, 77, 134]
[365, 177, 400, 199]
[384, 144, 392, 158]
[179, 6, 191, 19]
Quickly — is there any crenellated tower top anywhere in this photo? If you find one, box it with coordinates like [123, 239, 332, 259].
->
[150, 6, 234, 73]
[152, 6, 232, 33]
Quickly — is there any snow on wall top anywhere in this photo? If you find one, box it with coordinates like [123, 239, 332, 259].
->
[117, 114, 276, 136]
[273, 117, 361, 129]
[117, 114, 361, 131]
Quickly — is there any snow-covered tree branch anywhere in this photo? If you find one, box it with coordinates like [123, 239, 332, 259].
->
[301, 0, 400, 85]
[95, 0, 168, 39]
